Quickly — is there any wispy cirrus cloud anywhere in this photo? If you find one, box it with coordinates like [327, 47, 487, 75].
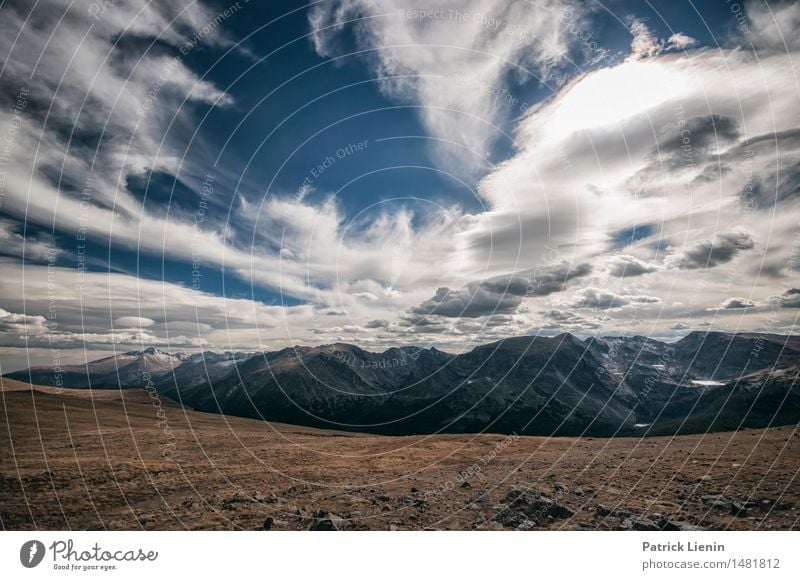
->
[308, 0, 589, 176]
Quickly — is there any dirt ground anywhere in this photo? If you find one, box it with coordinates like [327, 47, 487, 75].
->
[1, 378, 798, 531]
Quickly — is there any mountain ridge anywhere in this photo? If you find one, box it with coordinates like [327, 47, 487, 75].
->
[6, 331, 800, 437]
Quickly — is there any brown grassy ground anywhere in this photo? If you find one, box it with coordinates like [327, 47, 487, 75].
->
[1, 378, 798, 530]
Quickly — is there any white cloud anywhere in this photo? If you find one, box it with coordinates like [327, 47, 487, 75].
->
[627, 18, 662, 60]
[718, 297, 756, 310]
[745, 0, 800, 51]
[563, 287, 660, 310]
[1, 0, 799, 359]
[309, 0, 588, 176]
[667, 32, 697, 50]
[606, 254, 660, 278]
[115, 316, 156, 328]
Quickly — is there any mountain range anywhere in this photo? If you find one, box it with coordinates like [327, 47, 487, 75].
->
[6, 331, 800, 437]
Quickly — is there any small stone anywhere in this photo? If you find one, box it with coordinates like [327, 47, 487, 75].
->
[630, 517, 660, 531]
[262, 517, 274, 530]
[254, 492, 277, 504]
[701, 494, 732, 510]
[308, 510, 342, 531]
[596, 504, 632, 519]
[309, 518, 338, 531]
[730, 502, 748, 517]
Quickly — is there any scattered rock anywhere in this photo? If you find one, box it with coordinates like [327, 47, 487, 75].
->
[502, 485, 574, 522]
[554, 481, 568, 494]
[661, 518, 705, 531]
[309, 518, 337, 531]
[493, 507, 528, 529]
[730, 502, 749, 517]
[413, 499, 429, 512]
[481, 521, 506, 531]
[596, 504, 632, 519]
[221, 494, 249, 508]
[701, 494, 732, 510]
[628, 517, 660, 531]
[262, 517, 274, 530]
[410, 487, 419, 494]
[254, 492, 277, 504]
[460, 481, 471, 489]
[308, 510, 341, 531]
[468, 491, 491, 506]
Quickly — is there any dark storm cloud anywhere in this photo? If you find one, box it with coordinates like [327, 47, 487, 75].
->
[639, 114, 740, 177]
[631, 115, 740, 193]
[732, 128, 800, 157]
[744, 160, 800, 209]
[659, 114, 740, 154]
[407, 285, 524, 319]
[770, 288, 800, 308]
[406, 262, 592, 320]
[664, 229, 755, 270]
[481, 262, 593, 297]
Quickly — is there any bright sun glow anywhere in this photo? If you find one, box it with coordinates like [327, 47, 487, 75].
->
[543, 60, 689, 136]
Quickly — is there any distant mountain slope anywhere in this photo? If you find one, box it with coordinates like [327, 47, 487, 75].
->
[6, 332, 800, 436]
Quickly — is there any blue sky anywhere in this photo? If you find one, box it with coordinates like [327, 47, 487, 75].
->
[0, 0, 798, 371]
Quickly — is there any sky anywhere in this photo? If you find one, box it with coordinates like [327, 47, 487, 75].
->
[0, 0, 798, 371]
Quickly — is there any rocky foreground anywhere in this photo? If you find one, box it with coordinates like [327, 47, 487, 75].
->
[1, 378, 798, 531]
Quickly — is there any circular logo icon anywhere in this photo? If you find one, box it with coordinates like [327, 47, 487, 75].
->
[20, 540, 46, 568]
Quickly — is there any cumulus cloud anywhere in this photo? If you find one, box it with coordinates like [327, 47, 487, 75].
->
[627, 18, 663, 60]
[719, 297, 756, 310]
[537, 309, 601, 331]
[0, 259, 314, 353]
[667, 32, 698, 50]
[0, 308, 51, 337]
[565, 287, 660, 310]
[606, 254, 660, 277]
[406, 285, 522, 320]
[1, 0, 799, 361]
[770, 288, 800, 308]
[664, 230, 756, 270]
[626, 19, 697, 60]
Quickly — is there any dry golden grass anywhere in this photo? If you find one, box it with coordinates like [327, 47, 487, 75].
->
[1, 378, 798, 530]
